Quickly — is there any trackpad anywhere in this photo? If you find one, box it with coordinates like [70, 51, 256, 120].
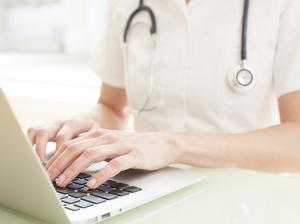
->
[46, 142, 108, 172]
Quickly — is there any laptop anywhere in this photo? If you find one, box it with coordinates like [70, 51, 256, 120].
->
[0, 88, 205, 224]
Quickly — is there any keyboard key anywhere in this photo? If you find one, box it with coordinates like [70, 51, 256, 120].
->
[103, 180, 117, 187]
[81, 195, 106, 204]
[124, 186, 142, 193]
[77, 173, 91, 179]
[74, 201, 93, 209]
[73, 179, 88, 185]
[85, 176, 92, 181]
[109, 189, 129, 196]
[91, 191, 118, 200]
[79, 187, 90, 193]
[67, 183, 83, 190]
[57, 192, 68, 199]
[56, 188, 73, 194]
[64, 204, 80, 211]
[62, 196, 80, 204]
[68, 192, 87, 198]
[97, 185, 114, 192]
[114, 183, 129, 189]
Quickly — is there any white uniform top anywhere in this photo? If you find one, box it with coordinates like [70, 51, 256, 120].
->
[94, 0, 300, 133]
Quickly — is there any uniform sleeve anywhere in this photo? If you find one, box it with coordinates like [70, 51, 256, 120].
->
[273, 0, 300, 97]
[92, 0, 125, 89]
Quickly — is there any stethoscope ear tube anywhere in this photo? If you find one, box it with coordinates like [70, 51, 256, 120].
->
[124, 0, 254, 115]
[123, 0, 159, 115]
[124, 26, 158, 115]
[123, 1, 157, 44]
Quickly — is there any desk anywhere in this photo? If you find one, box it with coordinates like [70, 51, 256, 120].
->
[2, 97, 300, 224]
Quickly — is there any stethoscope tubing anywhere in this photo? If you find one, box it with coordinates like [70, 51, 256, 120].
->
[123, 0, 253, 114]
[241, 0, 250, 61]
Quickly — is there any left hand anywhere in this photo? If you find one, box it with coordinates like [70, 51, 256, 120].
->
[46, 129, 180, 189]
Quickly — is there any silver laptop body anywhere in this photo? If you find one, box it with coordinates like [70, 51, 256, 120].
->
[0, 88, 205, 224]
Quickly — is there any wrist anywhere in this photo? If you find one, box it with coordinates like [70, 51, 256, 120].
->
[164, 132, 187, 164]
[84, 104, 103, 126]
[166, 132, 214, 167]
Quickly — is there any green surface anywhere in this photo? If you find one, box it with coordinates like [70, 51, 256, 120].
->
[2, 169, 300, 224]
[0, 206, 47, 224]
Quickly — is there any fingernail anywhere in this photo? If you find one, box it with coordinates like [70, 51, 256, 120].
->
[56, 174, 65, 186]
[87, 178, 97, 188]
[47, 171, 54, 180]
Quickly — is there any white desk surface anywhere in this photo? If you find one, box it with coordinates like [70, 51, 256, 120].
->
[2, 97, 300, 224]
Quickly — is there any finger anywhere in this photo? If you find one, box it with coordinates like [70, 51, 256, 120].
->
[34, 131, 50, 162]
[46, 132, 113, 170]
[27, 128, 36, 145]
[56, 143, 129, 187]
[67, 129, 107, 146]
[46, 142, 78, 170]
[47, 136, 110, 180]
[47, 144, 84, 181]
[53, 139, 122, 186]
[55, 147, 103, 187]
[47, 134, 84, 167]
[55, 121, 101, 150]
[29, 122, 63, 161]
[47, 124, 87, 169]
[87, 153, 135, 189]
[55, 125, 75, 151]
[77, 128, 108, 139]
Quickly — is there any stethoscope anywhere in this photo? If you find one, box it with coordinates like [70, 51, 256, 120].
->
[123, 0, 255, 115]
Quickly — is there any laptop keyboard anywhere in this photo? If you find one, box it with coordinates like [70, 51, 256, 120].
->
[55, 173, 142, 212]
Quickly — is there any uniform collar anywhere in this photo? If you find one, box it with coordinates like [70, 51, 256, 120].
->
[173, 0, 186, 8]
[172, 0, 190, 19]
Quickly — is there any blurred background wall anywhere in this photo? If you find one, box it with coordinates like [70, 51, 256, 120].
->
[0, 0, 107, 104]
[0, 0, 107, 56]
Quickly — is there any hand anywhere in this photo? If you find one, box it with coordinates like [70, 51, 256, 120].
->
[27, 115, 99, 163]
[47, 129, 180, 189]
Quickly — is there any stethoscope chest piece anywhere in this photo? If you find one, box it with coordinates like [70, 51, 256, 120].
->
[227, 0, 255, 94]
[123, 0, 255, 114]
[227, 63, 256, 93]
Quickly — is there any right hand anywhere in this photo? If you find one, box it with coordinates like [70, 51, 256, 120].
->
[27, 115, 100, 163]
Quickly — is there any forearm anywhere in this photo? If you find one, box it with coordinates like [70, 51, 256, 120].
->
[88, 102, 128, 130]
[173, 122, 300, 172]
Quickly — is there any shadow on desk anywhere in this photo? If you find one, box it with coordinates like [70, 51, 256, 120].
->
[0, 205, 47, 224]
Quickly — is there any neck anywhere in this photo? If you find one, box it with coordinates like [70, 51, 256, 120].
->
[186, 0, 191, 5]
